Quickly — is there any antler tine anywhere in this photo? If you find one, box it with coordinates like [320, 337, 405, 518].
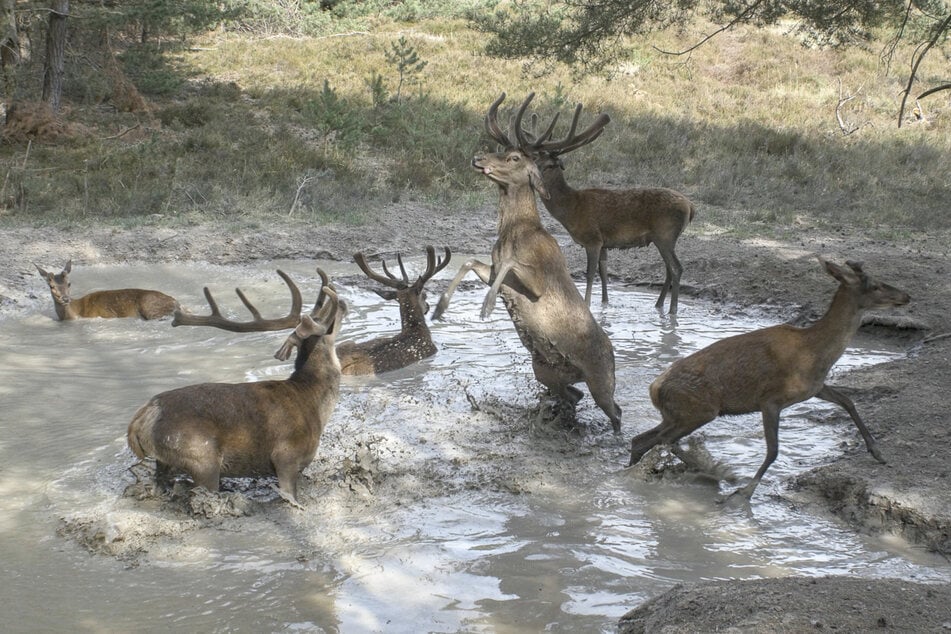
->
[383, 253, 410, 284]
[311, 268, 333, 314]
[512, 92, 536, 150]
[354, 252, 405, 291]
[534, 101, 611, 156]
[485, 92, 514, 149]
[173, 269, 303, 332]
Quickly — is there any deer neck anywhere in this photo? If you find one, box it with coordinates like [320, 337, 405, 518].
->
[398, 296, 428, 336]
[290, 338, 341, 386]
[496, 184, 542, 235]
[538, 167, 576, 220]
[805, 284, 864, 369]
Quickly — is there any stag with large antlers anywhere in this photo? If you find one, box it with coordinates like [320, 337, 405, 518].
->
[127, 273, 346, 508]
[512, 93, 696, 313]
[434, 93, 621, 432]
[35, 259, 178, 320]
[337, 246, 450, 375]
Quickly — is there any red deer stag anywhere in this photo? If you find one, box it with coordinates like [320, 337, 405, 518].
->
[434, 92, 621, 433]
[173, 250, 450, 375]
[513, 93, 696, 312]
[35, 259, 178, 320]
[628, 258, 909, 502]
[336, 246, 450, 375]
[127, 274, 346, 508]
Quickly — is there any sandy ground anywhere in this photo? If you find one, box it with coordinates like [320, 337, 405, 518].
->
[2, 199, 949, 631]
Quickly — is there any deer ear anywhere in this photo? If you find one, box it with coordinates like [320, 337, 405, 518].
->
[64, 260, 72, 273]
[821, 258, 860, 285]
[35, 263, 49, 278]
[527, 161, 549, 199]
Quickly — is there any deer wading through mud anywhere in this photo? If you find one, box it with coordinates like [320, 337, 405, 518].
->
[628, 258, 910, 502]
[434, 92, 622, 433]
[35, 259, 178, 320]
[512, 93, 695, 313]
[127, 272, 346, 508]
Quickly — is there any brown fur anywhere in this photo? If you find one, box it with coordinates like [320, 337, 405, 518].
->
[629, 259, 910, 501]
[127, 286, 346, 507]
[537, 157, 695, 312]
[435, 139, 621, 432]
[35, 259, 178, 320]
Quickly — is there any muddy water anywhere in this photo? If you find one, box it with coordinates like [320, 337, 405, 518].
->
[2, 259, 948, 632]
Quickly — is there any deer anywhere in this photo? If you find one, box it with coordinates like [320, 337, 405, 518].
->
[336, 246, 451, 375]
[34, 259, 178, 320]
[433, 92, 622, 433]
[127, 272, 346, 508]
[511, 93, 696, 313]
[627, 258, 910, 502]
[173, 248, 450, 376]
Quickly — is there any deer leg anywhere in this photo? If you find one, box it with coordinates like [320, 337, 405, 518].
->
[481, 260, 516, 319]
[433, 259, 491, 320]
[654, 243, 683, 314]
[187, 463, 221, 494]
[154, 460, 176, 492]
[598, 248, 609, 304]
[583, 245, 601, 306]
[722, 405, 781, 502]
[815, 384, 885, 463]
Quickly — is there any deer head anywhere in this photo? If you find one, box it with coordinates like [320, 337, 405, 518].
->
[35, 259, 73, 307]
[353, 246, 451, 318]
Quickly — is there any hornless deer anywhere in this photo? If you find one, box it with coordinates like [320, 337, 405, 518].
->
[628, 258, 909, 502]
[434, 93, 622, 433]
[513, 93, 696, 312]
[35, 259, 178, 320]
[127, 273, 346, 508]
[173, 250, 450, 376]
[336, 246, 450, 375]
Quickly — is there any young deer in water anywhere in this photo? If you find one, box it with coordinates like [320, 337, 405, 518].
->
[127, 274, 346, 508]
[336, 246, 450, 375]
[434, 92, 621, 432]
[35, 259, 178, 320]
[628, 259, 910, 502]
[512, 93, 696, 312]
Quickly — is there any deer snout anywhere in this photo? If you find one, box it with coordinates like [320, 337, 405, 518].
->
[472, 156, 491, 174]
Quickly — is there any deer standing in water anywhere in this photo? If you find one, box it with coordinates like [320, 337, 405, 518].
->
[337, 246, 450, 375]
[173, 249, 450, 376]
[434, 92, 622, 432]
[127, 273, 346, 508]
[628, 259, 909, 502]
[512, 93, 695, 312]
[35, 259, 178, 320]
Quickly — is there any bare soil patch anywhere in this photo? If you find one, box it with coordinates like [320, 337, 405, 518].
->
[3, 200, 949, 631]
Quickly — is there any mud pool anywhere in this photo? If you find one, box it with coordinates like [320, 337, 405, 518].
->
[2, 258, 948, 632]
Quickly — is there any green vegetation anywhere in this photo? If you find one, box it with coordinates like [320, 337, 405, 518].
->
[0, 2, 948, 238]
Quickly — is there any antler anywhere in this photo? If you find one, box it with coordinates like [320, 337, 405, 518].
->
[353, 246, 451, 290]
[529, 101, 611, 156]
[275, 285, 339, 361]
[172, 269, 303, 332]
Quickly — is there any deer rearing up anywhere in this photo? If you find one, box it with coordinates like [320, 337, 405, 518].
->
[35, 259, 178, 320]
[434, 92, 621, 433]
[127, 273, 346, 508]
[336, 246, 450, 375]
[628, 258, 909, 502]
[512, 93, 696, 313]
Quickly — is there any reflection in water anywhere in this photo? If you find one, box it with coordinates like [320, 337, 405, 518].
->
[0, 260, 946, 632]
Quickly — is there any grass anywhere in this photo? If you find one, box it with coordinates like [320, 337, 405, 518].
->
[0, 11, 948, 237]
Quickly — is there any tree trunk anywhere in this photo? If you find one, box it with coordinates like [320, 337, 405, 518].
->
[0, 0, 17, 99]
[41, 0, 68, 112]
